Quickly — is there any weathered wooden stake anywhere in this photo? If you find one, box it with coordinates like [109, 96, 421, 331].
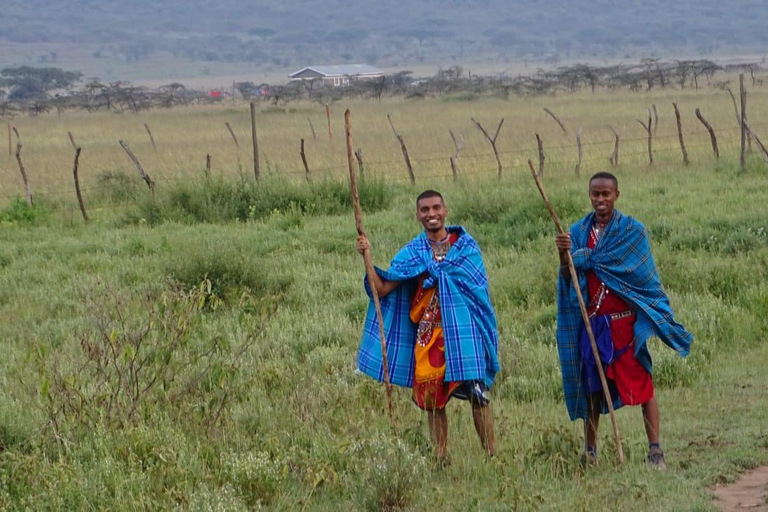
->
[354, 148, 365, 180]
[307, 117, 317, 141]
[695, 108, 719, 159]
[344, 109, 396, 429]
[543, 107, 568, 134]
[609, 126, 620, 168]
[740, 74, 747, 171]
[535, 133, 546, 178]
[449, 129, 464, 181]
[387, 114, 415, 185]
[300, 138, 311, 183]
[672, 103, 689, 165]
[471, 117, 504, 180]
[250, 101, 260, 180]
[205, 154, 211, 177]
[144, 123, 157, 152]
[636, 110, 654, 165]
[325, 104, 333, 142]
[119, 140, 155, 191]
[574, 127, 583, 175]
[225, 121, 239, 147]
[652, 104, 659, 136]
[527, 158, 625, 465]
[745, 121, 768, 167]
[12, 127, 32, 206]
[68, 132, 88, 222]
[727, 86, 753, 152]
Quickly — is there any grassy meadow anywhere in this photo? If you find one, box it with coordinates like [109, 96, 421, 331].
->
[1, 85, 768, 510]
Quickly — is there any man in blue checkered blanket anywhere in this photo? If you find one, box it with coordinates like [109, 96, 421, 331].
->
[555, 172, 693, 469]
[356, 190, 500, 464]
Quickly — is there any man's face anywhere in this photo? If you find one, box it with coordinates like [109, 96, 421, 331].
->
[589, 178, 620, 218]
[416, 196, 447, 233]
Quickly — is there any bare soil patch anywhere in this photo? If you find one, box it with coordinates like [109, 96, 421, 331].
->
[713, 465, 768, 511]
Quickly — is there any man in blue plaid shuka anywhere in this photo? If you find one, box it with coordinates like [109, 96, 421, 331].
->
[555, 172, 692, 469]
[356, 190, 500, 462]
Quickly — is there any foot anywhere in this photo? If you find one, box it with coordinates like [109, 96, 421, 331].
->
[579, 451, 598, 468]
[647, 446, 667, 470]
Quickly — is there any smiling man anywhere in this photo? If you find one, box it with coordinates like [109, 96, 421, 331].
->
[356, 190, 500, 463]
[554, 172, 693, 469]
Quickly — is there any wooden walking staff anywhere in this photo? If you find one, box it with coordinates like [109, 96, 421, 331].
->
[344, 109, 396, 428]
[527, 160, 625, 464]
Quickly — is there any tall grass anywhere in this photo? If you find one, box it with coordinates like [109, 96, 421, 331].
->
[1, 93, 768, 510]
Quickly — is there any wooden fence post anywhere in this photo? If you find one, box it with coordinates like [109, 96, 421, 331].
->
[609, 126, 620, 168]
[740, 74, 747, 171]
[672, 103, 689, 165]
[300, 138, 311, 183]
[636, 110, 654, 165]
[119, 140, 155, 192]
[535, 133, 546, 178]
[144, 123, 157, 152]
[387, 114, 415, 185]
[574, 127, 583, 175]
[449, 130, 464, 181]
[307, 117, 317, 141]
[205, 154, 211, 177]
[225, 121, 239, 147]
[68, 132, 88, 222]
[12, 127, 32, 206]
[250, 101, 260, 180]
[354, 148, 364, 180]
[695, 108, 719, 159]
[471, 117, 504, 181]
[325, 104, 333, 142]
[543, 107, 568, 134]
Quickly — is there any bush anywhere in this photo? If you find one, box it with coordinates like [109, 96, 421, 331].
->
[0, 196, 48, 224]
[127, 176, 394, 225]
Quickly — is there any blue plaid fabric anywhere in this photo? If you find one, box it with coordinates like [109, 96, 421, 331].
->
[556, 210, 693, 420]
[357, 226, 500, 388]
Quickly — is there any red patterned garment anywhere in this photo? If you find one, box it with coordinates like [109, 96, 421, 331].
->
[587, 226, 654, 405]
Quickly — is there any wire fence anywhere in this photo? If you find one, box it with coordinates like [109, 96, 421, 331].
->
[2, 115, 765, 218]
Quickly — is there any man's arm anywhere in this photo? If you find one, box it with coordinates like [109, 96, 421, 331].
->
[356, 235, 401, 298]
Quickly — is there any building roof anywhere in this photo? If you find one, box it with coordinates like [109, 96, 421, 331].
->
[289, 64, 383, 78]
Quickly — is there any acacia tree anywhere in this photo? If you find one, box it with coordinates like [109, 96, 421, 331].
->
[0, 66, 82, 101]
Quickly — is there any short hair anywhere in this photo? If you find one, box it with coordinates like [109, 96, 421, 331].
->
[416, 189, 444, 207]
[589, 171, 618, 189]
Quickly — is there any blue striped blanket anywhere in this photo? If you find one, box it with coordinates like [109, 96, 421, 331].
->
[357, 226, 500, 388]
[556, 210, 693, 420]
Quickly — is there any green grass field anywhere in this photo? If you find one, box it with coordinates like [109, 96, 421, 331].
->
[1, 86, 768, 510]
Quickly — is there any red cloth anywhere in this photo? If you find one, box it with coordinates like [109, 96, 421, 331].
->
[587, 228, 653, 405]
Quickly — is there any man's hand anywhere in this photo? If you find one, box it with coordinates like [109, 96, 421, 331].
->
[555, 233, 571, 252]
[356, 235, 370, 256]
[555, 233, 571, 268]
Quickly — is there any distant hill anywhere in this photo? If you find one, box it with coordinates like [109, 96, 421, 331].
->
[3, 0, 767, 81]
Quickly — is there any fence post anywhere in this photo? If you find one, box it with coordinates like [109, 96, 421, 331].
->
[250, 101, 260, 180]
[68, 132, 88, 222]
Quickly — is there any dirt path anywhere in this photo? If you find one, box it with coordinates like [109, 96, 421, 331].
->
[713, 465, 768, 511]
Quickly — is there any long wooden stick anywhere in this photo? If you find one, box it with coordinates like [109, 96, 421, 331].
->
[527, 159, 624, 465]
[345, 109, 396, 427]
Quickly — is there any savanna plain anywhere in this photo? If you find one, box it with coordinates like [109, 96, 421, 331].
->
[1, 84, 767, 511]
